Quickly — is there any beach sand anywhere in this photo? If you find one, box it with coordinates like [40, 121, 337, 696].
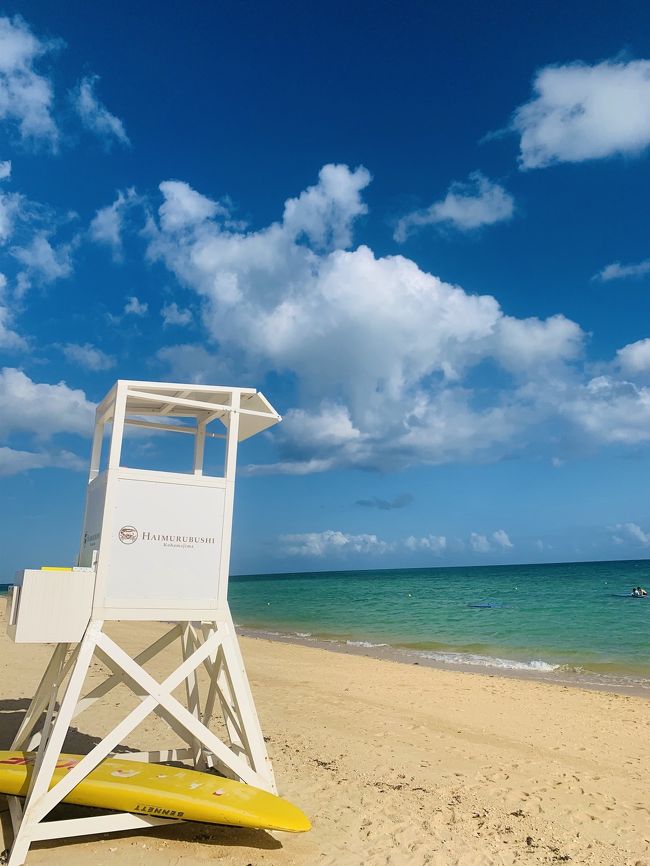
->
[0, 616, 648, 866]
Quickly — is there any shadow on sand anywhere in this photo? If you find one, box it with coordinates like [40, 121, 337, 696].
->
[0, 699, 283, 859]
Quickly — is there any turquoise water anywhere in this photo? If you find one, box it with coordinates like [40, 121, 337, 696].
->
[2, 563, 648, 686]
[230, 560, 650, 683]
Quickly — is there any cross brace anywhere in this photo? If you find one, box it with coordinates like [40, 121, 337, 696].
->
[5, 616, 275, 866]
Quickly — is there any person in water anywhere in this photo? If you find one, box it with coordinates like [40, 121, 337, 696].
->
[632, 586, 648, 597]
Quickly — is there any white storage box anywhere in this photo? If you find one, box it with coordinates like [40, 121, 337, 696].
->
[6, 568, 95, 643]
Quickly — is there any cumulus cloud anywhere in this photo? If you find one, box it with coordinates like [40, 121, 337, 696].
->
[492, 529, 514, 549]
[594, 259, 650, 282]
[0, 303, 24, 350]
[0, 16, 59, 147]
[0, 367, 94, 438]
[395, 172, 514, 241]
[468, 529, 513, 552]
[89, 188, 138, 259]
[512, 59, 650, 169]
[469, 532, 492, 553]
[405, 534, 446, 552]
[124, 295, 148, 317]
[62, 342, 115, 371]
[493, 314, 583, 373]
[616, 338, 650, 374]
[0, 273, 26, 350]
[610, 522, 650, 546]
[11, 232, 74, 285]
[138, 163, 650, 473]
[158, 181, 227, 232]
[0, 164, 25, 244]
[356, 493, 413, 510]
[283, 163, 370, 250]
[72, 75, 129, 147]
[561, 375, 650, 445]
[0, 446, 84, 476]
[0, 368, 92, 475]
[161, 302, 192, 327]
[279, 529, 391, 557]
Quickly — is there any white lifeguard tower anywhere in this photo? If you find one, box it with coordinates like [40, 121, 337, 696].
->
[4, 380, 282, 865]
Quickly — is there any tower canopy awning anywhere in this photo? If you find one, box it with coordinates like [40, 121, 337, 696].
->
[96, 380, 281, 441]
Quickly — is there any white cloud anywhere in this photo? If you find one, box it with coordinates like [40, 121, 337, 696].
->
[0, 273, 25, 350]
[469, 532, 492, 553]
[617, 338, 650, 374]
[512, 59, 650, 169]
[62, 342, 115, 371]
[161, 302, 192, 327]
[468, 530, 514, 552]
[283, 163, 370, 250]
[158, 181, 226, 232]
[124, 295, 148, 317]
[243, 457, 336, 477]
[562, 375, 650, 444]
[594, 259, 650, 282]
[72, 75, 129, 147]
[279, 529, 391, 557]
[282, 404, 363, 449]
[147, 170, 575, 441]
[0, 303, 25, 350]
[0, 446, 84, 476]
[0, 191, 22, 242]
[0, 367, 94, 438]
[405, 534, 446, 552]
[611, 522, 650, 546]
[492, 529, 513, 549]
[89, 188, 138, 259]
[493, 314, 583, 373]
[0, 15, 59, 147]
[12, 232, 74, 285]
[0, 162, 24, 244]
[141, 163, 650, 473]
[395, 172, 514, 240]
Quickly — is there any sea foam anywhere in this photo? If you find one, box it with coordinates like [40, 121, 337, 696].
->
[415, 649, 559, 672]
[346, 639, 389, 648]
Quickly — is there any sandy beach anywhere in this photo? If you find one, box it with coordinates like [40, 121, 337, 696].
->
[0, 616, 649, 866]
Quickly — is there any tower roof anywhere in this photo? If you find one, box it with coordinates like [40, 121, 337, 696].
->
[96, 380, 281, 441]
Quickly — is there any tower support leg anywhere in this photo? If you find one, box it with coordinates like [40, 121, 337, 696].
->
[6, 613, 275, 865]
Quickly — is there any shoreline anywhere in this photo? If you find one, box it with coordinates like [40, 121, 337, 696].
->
[237, 624, 650, 699]
[2, 587, 647, 698]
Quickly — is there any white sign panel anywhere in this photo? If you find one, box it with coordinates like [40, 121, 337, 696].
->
[103, 475, 226, 602]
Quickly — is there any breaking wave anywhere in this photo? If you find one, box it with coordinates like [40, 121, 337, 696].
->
[414, 649, 559, 672]
[346, 639, 389, 648]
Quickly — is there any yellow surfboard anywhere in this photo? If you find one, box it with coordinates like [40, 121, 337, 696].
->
[0, 752, 310, 833]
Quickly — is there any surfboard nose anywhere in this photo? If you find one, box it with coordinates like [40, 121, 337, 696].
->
[273, 803, 311, 833]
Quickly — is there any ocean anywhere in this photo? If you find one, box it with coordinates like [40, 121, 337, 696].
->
[2, 561, 648, 692]
[229, 560, 650, 693]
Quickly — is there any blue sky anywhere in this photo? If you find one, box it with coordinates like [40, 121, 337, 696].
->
[3, 0, 650, 576]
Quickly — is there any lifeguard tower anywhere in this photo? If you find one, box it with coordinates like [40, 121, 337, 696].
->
[4, 380, 282, 865]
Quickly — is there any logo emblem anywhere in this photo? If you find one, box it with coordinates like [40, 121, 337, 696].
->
[118, 526, 138, 545]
